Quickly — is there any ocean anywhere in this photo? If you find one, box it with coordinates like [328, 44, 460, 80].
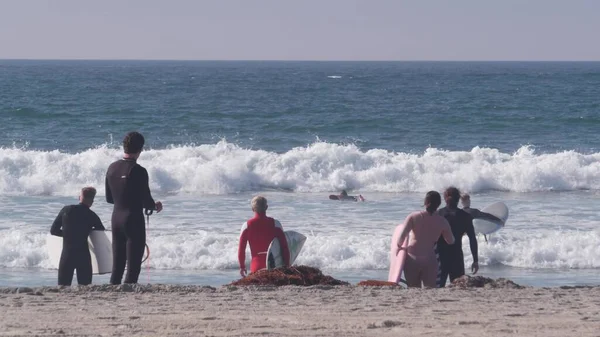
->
[1, 60, 599, 287]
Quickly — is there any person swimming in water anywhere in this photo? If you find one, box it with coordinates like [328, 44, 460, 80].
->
[238, 196, 290, 277]
[437, 187, 479, 287]
[460, 193, 504, 242]
[50, 187, 105, 286]
[394, 191, 455, 288]
[331, 190, 365, 202]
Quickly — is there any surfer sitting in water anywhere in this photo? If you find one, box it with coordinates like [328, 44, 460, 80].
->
[50, 187, 105, 286]
[437, 187, 479, 287]
[394, 191, 455, 288]
[330, 190, 365, 202]
[238, 196, 290, 277]
[460, 193, 504, 242]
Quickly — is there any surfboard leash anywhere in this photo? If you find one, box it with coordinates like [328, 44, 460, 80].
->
[145, 209, 153, 284]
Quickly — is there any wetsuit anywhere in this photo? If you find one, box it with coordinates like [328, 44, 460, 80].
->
[50, 203, 105, 286]
[436, 207, 478, 287]
[105, 158, 156, 284]
[392, 211, 454, 288]
[463, 207, 502, 224]
[238, 213, 290, 273]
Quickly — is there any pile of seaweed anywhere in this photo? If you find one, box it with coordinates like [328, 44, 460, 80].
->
[449, 275, 524, 289]
[357, 280, 400, 287]
[229, 266, 349, 286]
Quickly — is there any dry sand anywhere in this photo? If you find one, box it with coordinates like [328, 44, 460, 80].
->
[1, 284, 599, 337]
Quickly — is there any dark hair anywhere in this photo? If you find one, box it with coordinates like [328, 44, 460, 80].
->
[341, 190, 348, 196]
[424, 191, 442, 213]
[444, 186, 461, 208]
[123, 132, 145, 154]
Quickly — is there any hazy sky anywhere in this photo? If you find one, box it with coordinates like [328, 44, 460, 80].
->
[1, 0, 599, 61]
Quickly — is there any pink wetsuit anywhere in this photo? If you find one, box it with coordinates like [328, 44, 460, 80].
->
[397, 210, 455, 288]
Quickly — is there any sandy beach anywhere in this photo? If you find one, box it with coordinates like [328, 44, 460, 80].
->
[1, 284, 599, 337]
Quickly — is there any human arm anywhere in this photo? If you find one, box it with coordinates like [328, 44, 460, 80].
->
[50, 207, 66, 237]
[466, 217, 479, 274]
[396, 214, 414, 253]
[105, 174, 113, 204]
[478, 210, 504, 225]
[138, 166, 161, 213]
[238, 223, 249, 277]
[92, 213, 105, 231]
[274, 220, 290, 267]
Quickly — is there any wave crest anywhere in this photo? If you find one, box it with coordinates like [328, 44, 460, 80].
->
[1, 141, 600, 196]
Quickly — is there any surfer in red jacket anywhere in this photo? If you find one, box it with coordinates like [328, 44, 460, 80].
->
[238, 196, 290, 277]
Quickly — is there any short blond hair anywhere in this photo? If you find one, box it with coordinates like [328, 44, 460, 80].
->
[460, 193, 470, 201]
[81, 186, 97, 203]
[251, 196, 268, 213]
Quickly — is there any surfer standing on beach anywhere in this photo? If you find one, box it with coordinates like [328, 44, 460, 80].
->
[238, 196, 290, 277]
[50, 187, 105, 286]
[437, 187, 479, 287]
[394, 191, 455, 288]
[105, 132, 163, 285]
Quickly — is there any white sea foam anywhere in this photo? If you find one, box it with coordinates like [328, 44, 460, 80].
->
[1, 142, 600, 196]
[2, 227, 599, 271]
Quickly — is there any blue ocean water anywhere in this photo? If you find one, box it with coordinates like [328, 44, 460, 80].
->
[1, 60, 599, 287]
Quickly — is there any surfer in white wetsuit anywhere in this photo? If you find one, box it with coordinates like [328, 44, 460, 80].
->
[460, 193, 504, 242]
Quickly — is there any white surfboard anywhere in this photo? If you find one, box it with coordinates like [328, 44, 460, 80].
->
[472, 202, 509, 235]
[47, 230, 113, 274]
[266, 231, 307, 270]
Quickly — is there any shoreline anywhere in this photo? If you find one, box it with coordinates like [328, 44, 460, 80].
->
[2, 282, 600, 293]
[3, 266, 600, 289]
[1, 284, 599, 336]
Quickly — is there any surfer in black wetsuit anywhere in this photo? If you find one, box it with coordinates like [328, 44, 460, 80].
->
[330, 190, 365, 201]
[50, 187, 105, 286]
[436, 187, 479, 287]
[105, 132, 163, 284]
[460, 193, 504, 242]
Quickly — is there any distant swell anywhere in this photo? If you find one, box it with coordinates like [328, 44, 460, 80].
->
[1, 141, 600, 196]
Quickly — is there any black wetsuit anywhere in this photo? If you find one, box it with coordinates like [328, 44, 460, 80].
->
[105, 158, 156, 284]
[436, 207, 478, 287]
[50, 203, 105, 286]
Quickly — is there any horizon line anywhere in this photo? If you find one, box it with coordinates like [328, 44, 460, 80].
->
[1, 58, 599, 63]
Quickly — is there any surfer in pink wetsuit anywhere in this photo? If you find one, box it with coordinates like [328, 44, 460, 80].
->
[396, 191, 455, 288]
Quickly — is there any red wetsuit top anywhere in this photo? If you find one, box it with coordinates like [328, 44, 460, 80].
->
[238, 213, 290, 273]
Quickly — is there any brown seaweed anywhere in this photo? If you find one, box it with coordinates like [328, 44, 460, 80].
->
[357, 280, 400, 287]
[229, 266, 349, 286]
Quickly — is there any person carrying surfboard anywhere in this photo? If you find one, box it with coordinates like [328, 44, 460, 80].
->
[50, 186, 105, 286]
[238, 196, 290, 277]
[460, 193, 504, 242]
[460, 193, 504, 224]
[437, 187, 479, 287]
[391, 191, 455, 288]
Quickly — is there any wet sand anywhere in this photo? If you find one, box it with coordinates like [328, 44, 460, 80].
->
[1, 284, 599, 336]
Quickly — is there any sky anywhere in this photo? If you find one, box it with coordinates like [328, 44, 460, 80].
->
[0, 0, 599, 61]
